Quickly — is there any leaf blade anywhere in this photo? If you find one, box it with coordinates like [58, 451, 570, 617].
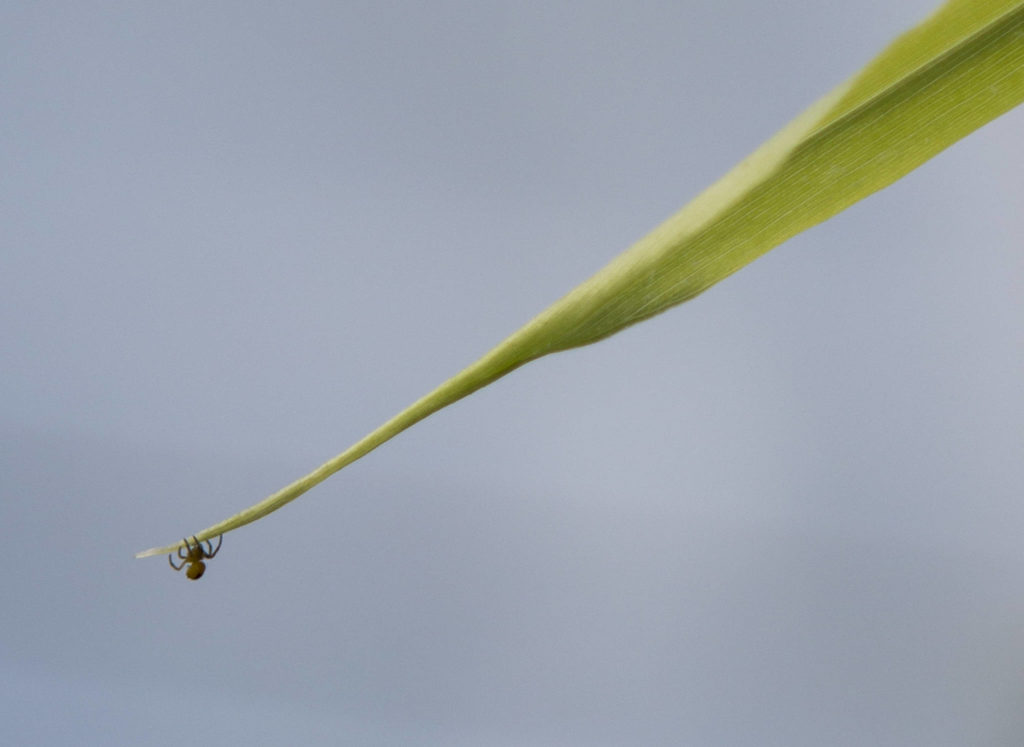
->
[138, 0, 1024, 559]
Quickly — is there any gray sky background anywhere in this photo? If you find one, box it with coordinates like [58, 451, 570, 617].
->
[3, 2, 1023, 745]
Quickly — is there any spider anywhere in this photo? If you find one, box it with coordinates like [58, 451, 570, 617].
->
[168, 535, 222, 580]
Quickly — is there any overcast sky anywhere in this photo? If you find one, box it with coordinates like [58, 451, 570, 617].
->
[3, 2, 1024, 745]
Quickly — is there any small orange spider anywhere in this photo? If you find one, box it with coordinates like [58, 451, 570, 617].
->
[168, 535, 222, 580]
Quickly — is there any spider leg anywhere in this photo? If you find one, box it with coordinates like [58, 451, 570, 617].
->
[205, 534, 223, 558]
[177, 541, 189, 560]
[168, 553, 185, 571]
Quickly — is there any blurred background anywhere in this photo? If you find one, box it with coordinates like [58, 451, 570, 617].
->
[2, 1, 1023, 744]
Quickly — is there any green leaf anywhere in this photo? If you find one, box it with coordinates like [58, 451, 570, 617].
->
[138, 0, 1024, 559]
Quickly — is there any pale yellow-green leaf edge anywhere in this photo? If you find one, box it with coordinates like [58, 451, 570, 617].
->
[138, 0, 1024, 558]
